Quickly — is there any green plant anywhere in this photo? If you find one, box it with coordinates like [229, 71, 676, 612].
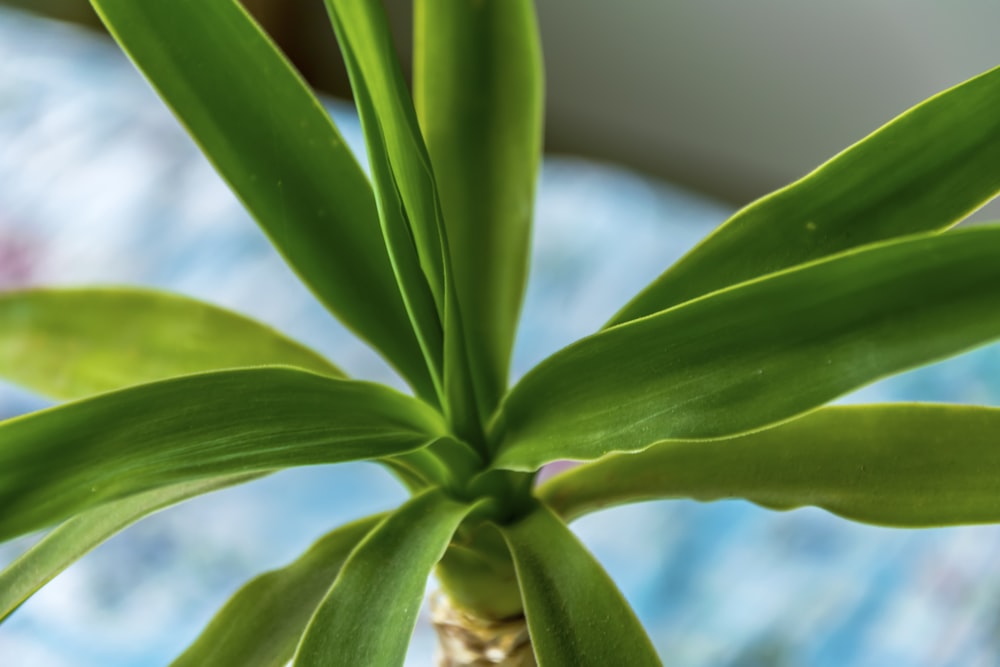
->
[1, 0, 1000, 664]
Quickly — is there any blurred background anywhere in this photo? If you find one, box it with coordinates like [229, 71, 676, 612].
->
[2, 2, 1000, 666]
[6, 0, 1000, 214]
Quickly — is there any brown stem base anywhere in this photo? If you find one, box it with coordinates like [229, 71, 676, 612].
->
[431, 592, 536, 666]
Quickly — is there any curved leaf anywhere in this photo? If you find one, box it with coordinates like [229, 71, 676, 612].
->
[341, 43, 444, 401]
[540, 405, 1000, 527]
[496, 225, 1000, 470]
[324, 0, 482, 437]
[294, 489, 474, 667]
[88, 0, 434, 401]
[0, 473, 260, 620]
[0, 287, 341, 401]
[610, 65, 1000, 325]
[322, 0, 447, 306]
[498, 504, 661, 667]
[414, 0, 544, 414]
[171, 513, 384, 667]
[0, 367, 445, 542]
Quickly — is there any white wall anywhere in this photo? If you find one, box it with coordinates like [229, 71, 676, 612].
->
[535, 1, 1000, 216]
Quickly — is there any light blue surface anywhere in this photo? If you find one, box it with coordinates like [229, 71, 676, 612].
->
[3, 8, 1000, 666]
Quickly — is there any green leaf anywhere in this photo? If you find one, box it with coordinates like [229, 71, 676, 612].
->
[340, 41, 445, 402]
[540, 405, 1000, 527]
[383, 437, 485, 494]
[414, 0, 544, 414]
[0, 288, 341, 401]
[294, 489, 474, 667]
[0, 367, 445, 542]
[324, 0, 482, 438]
[0, 473, 260, 621]
[88, 0, 434, 401]
[171, 513, 384, 667]
[498, 504, 661, 667]
[495, 225, 1000, 470]
[610, 65, 1000, 326]
[322, 0, 448, 307]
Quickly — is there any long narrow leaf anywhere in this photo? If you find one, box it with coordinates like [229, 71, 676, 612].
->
[323, 0, 447, 306]
[540, 405, 1000, 527]
[414, 0, 544, 414]
[498, 504, 661, 666]
[325, 0, 452, 304]
[610, 65, 1000, 325]
[171, 513, 384, 667]
[325, 0, 481, 436]
[340, 41, 444, 400]
[0, 473, 260, 620]
[88, 0, 434, 400]
[496, 225, 1000, 470]
[0, 367, 445, 542]
[294, 489, 473, 666]
[0, 288, 341, 401]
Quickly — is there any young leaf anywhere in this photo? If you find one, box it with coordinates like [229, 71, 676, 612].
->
[0, 473, 260, 620]
[341, 44, 445, 401]
[414, 0, 544, 414]
[540, 405, 1000, 528]
[87, 0, 435, 401]
[610, 65, 1000, 325]
[324, 0, 482, 437]
[496, 225, 1000, 470]
[294, 489, 474, 667]
[0, 288, 341, 401]
[322, 0, 447, 305]
[0, 367, 445, 542]
[498, 504, 661, 667]
[171, 513, 385, 667]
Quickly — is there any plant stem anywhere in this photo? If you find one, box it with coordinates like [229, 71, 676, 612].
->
[431, 592, 535, 666]
[435, 520, 523, 621]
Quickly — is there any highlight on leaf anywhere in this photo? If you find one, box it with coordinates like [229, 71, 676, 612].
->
[494, 225, 1000, 471]
[539, 404, 1000, 527]
[0, 287, 342, 400]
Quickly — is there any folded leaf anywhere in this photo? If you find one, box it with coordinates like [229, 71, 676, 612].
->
[496, 225, 1000, 470]
[541, 404, 1000, 527]
[498, 504, 661, 667]
[0, 288, 341, 401]
[323, 0, 447, 308]
[610, 65, 1000, 325]
[294, 489, 474, 667]
[324, 0, 482, 437]
[340, 41, 445, 402]
[414, 0, 544, 414]
[171, 513, 384, 667]
[88, 0, 434, 401]
[0, 473, 260, 620]
[0, 367, 445, 542]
